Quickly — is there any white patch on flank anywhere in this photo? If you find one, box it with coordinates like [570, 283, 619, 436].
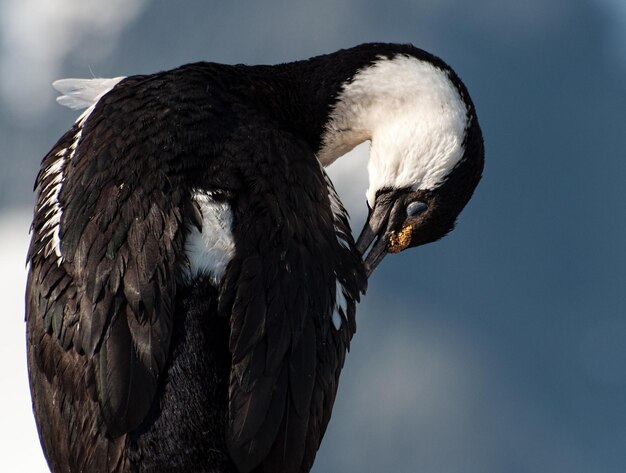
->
[317, 54, 469, 207]
[53, 76, 125, 125]
[184, 192, 235, 285]
[38, 127, 83, 264]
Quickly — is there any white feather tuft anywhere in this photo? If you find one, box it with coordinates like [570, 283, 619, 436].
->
[53, 76, 125, 125]
[184, 192, 236, 285]
[53, 77, 125, 110]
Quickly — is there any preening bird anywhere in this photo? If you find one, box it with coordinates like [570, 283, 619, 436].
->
[26, 43, 483, 473]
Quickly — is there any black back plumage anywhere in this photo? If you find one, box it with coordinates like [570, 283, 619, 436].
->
[27, 42, 482, 473]
[27, 48, 379, 473]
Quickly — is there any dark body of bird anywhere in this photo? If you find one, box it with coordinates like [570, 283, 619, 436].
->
[26, 43, 483, 473]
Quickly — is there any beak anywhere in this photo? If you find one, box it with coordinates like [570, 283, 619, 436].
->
[356, 194, 405, 277]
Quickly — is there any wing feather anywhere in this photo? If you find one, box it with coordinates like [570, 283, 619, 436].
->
[222, 128, 366, 473]
[27, 75, 190, 470]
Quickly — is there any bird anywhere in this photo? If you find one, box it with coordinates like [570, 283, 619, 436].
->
[26, 43, 484, 473]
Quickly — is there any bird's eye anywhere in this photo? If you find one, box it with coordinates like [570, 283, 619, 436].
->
[406, 201, 427, 217]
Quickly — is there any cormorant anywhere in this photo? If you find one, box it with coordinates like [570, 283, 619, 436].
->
[26, 43, 483, 473]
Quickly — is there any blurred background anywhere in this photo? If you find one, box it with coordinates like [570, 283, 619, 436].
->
[2, 0, 625, 471]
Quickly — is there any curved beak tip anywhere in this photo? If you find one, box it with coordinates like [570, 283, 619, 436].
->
[355, 195, 410, 277]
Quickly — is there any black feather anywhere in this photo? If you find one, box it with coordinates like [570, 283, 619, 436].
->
[24, 43, 482, 473]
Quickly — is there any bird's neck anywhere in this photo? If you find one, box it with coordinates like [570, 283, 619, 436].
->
[310, 49, 470, 206]
[221, 43, 471, 204]
[220, 44, 436, 155]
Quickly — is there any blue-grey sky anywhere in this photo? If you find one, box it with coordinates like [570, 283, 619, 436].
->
[2, 0, 625, 471]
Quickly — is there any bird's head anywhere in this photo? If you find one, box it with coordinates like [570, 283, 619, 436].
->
[318, 48, 484, 276]
[356, 152, 482, 276]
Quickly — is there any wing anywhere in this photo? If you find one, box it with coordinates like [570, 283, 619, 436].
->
[220, 125, 367, 473]
[27, 76, 190, 471]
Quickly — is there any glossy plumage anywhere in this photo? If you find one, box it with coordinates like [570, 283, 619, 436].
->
[27, 43, 483, 473]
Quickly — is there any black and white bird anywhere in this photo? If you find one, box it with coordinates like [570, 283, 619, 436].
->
[26, 43, 483, 473]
